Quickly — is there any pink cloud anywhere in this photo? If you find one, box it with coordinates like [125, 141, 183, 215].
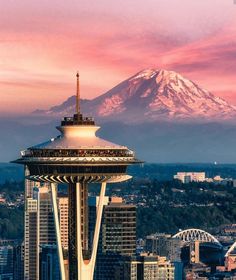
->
[0, 1, 236, 114]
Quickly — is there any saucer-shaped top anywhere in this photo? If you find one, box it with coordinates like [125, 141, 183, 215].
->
[14, 114, 140, 165]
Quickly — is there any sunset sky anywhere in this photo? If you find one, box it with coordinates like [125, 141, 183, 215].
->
[0, 0, 236, 115]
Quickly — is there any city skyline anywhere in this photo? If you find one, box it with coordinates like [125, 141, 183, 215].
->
[0, 0, 236, 115]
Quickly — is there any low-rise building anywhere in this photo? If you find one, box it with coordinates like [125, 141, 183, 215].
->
[145, 233, 182, 262]
[115, 254, 175, 280]
[225, 253, 236, 272]
[174, 172, 205, 183]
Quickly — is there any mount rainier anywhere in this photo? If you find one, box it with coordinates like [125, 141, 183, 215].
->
[35, 69, 236, 123]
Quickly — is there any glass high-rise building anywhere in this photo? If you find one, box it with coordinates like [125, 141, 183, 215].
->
[40, 244, 60, 280]
[24, 185, 56, 280]
[13, 242, 24, 280]
[0, 241, 14, 280]
[89, 197, 136, 279]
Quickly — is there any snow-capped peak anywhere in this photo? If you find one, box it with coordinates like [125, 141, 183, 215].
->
[34, 69, 236, 123]
[130, 69, 158, 81]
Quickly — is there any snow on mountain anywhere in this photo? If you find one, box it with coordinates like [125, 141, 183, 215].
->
[34, 69, 236, 123]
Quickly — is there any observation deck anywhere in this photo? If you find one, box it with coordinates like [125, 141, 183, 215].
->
[13, 113, 141, 184]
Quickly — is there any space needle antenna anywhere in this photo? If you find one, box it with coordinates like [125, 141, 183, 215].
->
[76, 71, 80, 114]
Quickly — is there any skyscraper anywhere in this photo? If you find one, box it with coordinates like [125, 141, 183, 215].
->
[13, 242, 24, 280]
[101, 197, 136, 255]
[24, 197, 38, 279]
[40, 244, 60, 280]
[0, 240, 14, 280]
[24, 172, 44, 280]
[24, 167, 41, 198]
[36, 186, 56, 246]
[57, 196, 69, 251]
[89, 197, 136, 279]
[24, 185, 56, 280]
[13, 73, 140, 280]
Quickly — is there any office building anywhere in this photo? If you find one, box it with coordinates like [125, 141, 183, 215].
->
[115, 254, 175, 280]
[0, 241, 14, 280]
[225, 253, 236, 271]
[36, 186, 56, 246]
[57, 196, 69, 251]
[40, 244, 60, 280]
[89, 196, 136, 279]
[24, 185, 56, 280]
[13, 242, 24, 280]
[24, 197, 38, 280]
[89, 197, 136, 255]
[103, 197, 136, 255]
[145, 233, 181, 262]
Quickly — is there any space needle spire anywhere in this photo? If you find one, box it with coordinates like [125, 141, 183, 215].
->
[76, 72, 80, 115]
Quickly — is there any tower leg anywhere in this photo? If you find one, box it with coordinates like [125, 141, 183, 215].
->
[90, 182, 107, 277]
[80, 182, 89, 253]
[50, 183, 66, 280]
[68, 183, 77, 279]
[76, 182, 107, 280]
[76, 183, 83, 280]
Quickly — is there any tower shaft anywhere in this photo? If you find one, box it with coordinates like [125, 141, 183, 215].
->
[68, 183, 89, 279]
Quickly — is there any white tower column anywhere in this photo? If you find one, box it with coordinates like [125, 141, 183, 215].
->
[50, 183, 66, 280]
[76, 182, 107, 280]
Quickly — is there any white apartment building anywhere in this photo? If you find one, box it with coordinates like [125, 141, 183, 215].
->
[174, 172, 206, 183]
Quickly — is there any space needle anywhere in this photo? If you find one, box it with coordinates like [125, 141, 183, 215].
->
[13, 73, 140, 280]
